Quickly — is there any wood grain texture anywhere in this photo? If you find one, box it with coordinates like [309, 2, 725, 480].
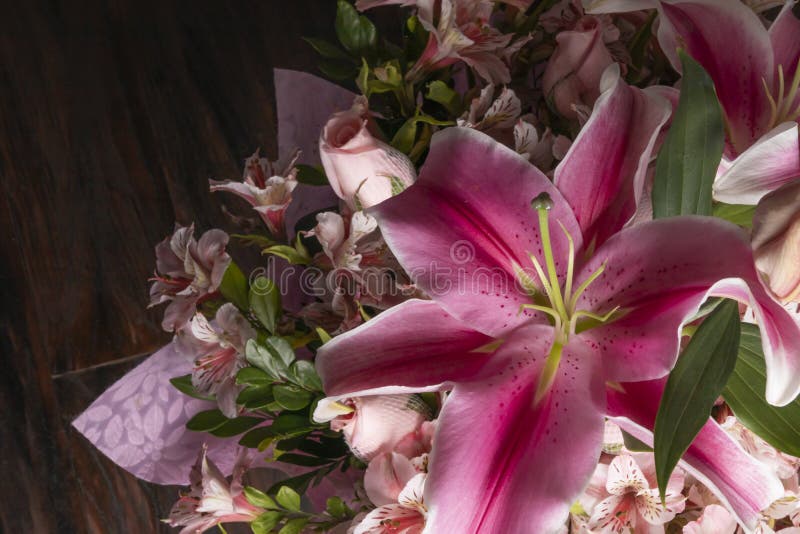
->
[0, 2, 398, 531]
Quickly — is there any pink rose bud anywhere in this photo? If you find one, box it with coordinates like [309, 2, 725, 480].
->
[542, 17, 615, 120]
[751, 180, 800, 303]
[319, 97, 416, 209]
[314, 394, 431, 461]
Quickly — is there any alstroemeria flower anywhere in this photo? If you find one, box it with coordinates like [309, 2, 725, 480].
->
[358, 0, 520, 84]
[166, 447, 263, 534]
[586, 0, 800, 204]
[684, 504, 739, 534]
[209, 149, 299, 238]
[588, 453, 685, 532]
[174, 304, 256, 418]
[314, 67, 800, 532]
[315, 395, 431, 461]
[305, 211, 379, 271]
[149, 224, 231, 332]
[355, 453, 428, 534]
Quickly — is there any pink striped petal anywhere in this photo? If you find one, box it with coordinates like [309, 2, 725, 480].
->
[316, 299, 494, 397]
[577, 217, 800, 399]
[770, 2, 800, 115]
[425, 326, 605, 533]
[554, 65, 671, 248]
[606, 380, 784, 530]
[371, 127, 582, 337]
[714, 122, 800, 205]
[657, 1, 775, 154]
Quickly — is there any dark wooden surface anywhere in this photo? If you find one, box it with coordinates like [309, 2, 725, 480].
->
[0, 2, 395, 531]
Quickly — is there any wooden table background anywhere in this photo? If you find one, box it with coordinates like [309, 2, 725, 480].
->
[0, 2, 396, 531]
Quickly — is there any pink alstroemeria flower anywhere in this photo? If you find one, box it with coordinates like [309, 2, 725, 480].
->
[588, 453, 686, 532]
[314, 67, 800, 533]
[209, 149, 299, 238]
[174, 304, 256, 418]
[586, 0, 800, 204]
[358, 0, 521, 84]
[149, 224, 231, 332]
[166, 447, 263, 534]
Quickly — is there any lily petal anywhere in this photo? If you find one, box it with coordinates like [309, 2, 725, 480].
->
[578, 216, 800, 401]
[425, 325, 605, 533]
[770, 1, 800, 114]
[606, 379, 784, 531]
[371, 127, 582, 337]
[316, 299, 494, 397]
[659, 0, 775, 153]
[554, 65, 671, 249]
[714, 122, 800, 205]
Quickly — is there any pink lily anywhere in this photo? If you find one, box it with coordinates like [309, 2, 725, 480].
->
[684, 504, 739, 534]
[166, 447, 263, 534]
[209, 149, 299, 238]
[314, 68, 800, 532]
[585, 0, 800, 204]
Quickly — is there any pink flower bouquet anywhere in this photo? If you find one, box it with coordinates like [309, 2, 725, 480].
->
[75, 1, 800, 533]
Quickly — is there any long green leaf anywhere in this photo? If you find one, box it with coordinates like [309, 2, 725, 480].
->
[654, 300, 741, 500]
[723, 324, 800, 456]
[652, 50, 724, 218]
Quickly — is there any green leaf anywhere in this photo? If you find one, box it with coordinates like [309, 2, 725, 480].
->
[246, 339, 287, 380]
[357, 57, 370, 96]
[274, 384, 314, 411]
[652, 50, 725, 218]
[621, 429, 653, 452]
[186, 409, 229, 432]
[723, 324, 800, 456]
[268, 413, 317, 439]
[263, 244, 311, 265]
[245, 486, 279, 510]
[426, 80, 462, 116]
[219, 261, 250, 310]
[240, 426, 275, 448]
[303, 37, 351, 61]
[266, 337, 296, 368]
[169, 374, 214, 400]
[276, 453, 334, 467]
[713, 202, 756, 228]
[276, 486, 302, 512]
[278, 518, 309, 534]
[236, 367, 272, 386]
[289, 360, 323, 391]
[316, 327, 332, 344]
[250, 276, 281, 334]
[267, 470, 318, 496]
[251, 511, 282, 534]
[654, 299, 741, 501]
[318, 60, 358, 81]
[326, 496, 347, 519]
[295, 164, 329, 186]
[209, 416, 263, 438]
[335, 0, 377, 55]
[391, 118, 419, 154]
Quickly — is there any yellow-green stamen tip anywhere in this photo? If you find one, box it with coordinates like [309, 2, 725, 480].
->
[531, 192, 554, 211]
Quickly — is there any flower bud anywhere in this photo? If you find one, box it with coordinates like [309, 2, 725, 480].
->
[542, 17, 615, 120]
[751, 180, 800, 303]
[314, 394, 430, 461]
[319, 97, 416, 209]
